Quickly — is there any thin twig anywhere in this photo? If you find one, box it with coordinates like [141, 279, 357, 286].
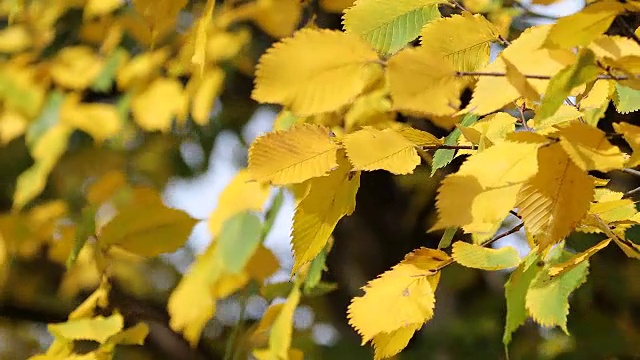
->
[515, 101, 530, 131]
[615, 17, 640, 46]
[622, 168, 640, 177]
[433, 221, 525, 271]
[423, 144, 478, 150]
[456, 71, 630, 81]
[449, 0, 468, 13]
[624, 186, 640, 198]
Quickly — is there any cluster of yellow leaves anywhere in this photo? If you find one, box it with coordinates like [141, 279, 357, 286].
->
[243, 0, 640, 357]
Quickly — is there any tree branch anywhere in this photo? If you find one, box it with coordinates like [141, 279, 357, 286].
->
[456, 71, 630, 81]
[615, 17, 640, 46]
[422, 144, 478, 150]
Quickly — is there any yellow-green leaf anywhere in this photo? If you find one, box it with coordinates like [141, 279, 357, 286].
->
[342, 127, 420, 174]
[343, 0, 442, 55]
[252, 29, 381, 115]
[248, 124, 339, 185]
[452, 241, 521, 270]
[253, 286, 301, 360]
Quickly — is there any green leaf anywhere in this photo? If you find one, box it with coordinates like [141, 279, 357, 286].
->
[304, 245, 328, 292]
[99, 202, 197, 257]
[92, 48, 128, 93]
[452, 241, 521, 270]
[613, 83, 640, 114]
[503, 250, 541, 348]
[217, 211, 263, 273]
[261, 281, 295, 300]
[535, 49, 601, 121]
[438, 227, 457, 249]
[431, 113, 478, 175]
[48, 314, 124, 344]
[262, 189, 284, 240]
[342, 0, 442, 55]
[66, 205, 97, 268]
[25, 90, 64, 149]
[525, 250, 590, 333]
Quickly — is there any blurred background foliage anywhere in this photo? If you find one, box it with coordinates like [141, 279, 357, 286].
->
[0, 0, 639, 359]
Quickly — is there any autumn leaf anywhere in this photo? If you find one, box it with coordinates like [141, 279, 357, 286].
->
[252, 29, 381, 115]
[248, 124, 339, 185]
[545, 1, 626, 49]
[343, 0, 442, 55]
[557, 121, 625, 172]
[99, 201, 197, 257]
[613, 122, 640, 167]
[191, 0, 215, 71]
[342, 127, 421, 174]
[291, 153, 360, 272]
[131, 77, 184, 131]
[517, 144, 594, 249]
[253, 286, 301, 359]
[348, 247, 448, 346]
[48, 314, 124, 344]
[388, 47, 463, 116]
[548, 239, 610, 277]
[372, 324, 422, 360]
[452, 241, 521, 270]
[420, 13, 499, 72]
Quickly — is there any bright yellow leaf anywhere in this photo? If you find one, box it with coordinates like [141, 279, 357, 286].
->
[372, 324, 422, 360]
[131, 77, 183, 132]
[191, 67, 225, 125]
[132, 0, 187, 44]
[253, 0, 302, 38]
[117, 49, 169, 89]
[253, 286, 301, 360]
[248, 123, 339, 185]
[342, 127, 420, 174]
[0, 109, 28, 144]
[558, 121, 625, 172]
[589, 35, 640, 60]
[208, 170, 271, 237]
[320, 0, 354, 13]
[252, 29, 381, 115]
[291, 153, 360, 273]
[420, 13, 499, 72]
[395, 126, 441, 146]
[348, 247, 448, 344]
[61, 98, 122, 142]
[0, 25, 31, 53]
[545, 2, 625, 48]
[530, 104, 582, 129]
[191, 0, 216, 71]
[48, 314, 123, 344]
[517, 144, 594, 249]
[452, 241, 521, 270]
[84, 0, 122, 18]
[548, 238, 610, 277]
[388, 47, 463, 116]
[343, 0, 443, 55]
[613, 122, 640, 167]
[49, 46, 104, 90]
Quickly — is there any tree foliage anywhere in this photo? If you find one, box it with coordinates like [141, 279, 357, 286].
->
[1, 0, 640, 359]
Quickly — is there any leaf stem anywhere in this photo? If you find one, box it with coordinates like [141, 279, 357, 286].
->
[423, 144, 478, 150]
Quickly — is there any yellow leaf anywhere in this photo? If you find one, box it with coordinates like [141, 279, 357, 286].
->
[343, 0, 443, 55]
[291, 153, 360, 273]
[342, 127, 420, 174]
[206, 29, 251, 63]
[420, 13, 499, 72]
[320, 0, 354, 13]
[395, 126, 441, 146]
[168, 244, 222, 346]
[253, 286, 301, 360]
[84, 0, 122, 18]
[613, 122, 640, 167]
[245, 245, 280, 282]
[545, 2, 625, 48]
[465, 25, 574, 115]
[548, 239, 611, 277]
[0, 109, 28, 145]
[99, 201, 197, 257]
[68, 280, 110, 320]
[132, 0, 187, 44]
[61, 98, 122, 142]
[372, 324, 422, 360]
[456, 112, 516, 155]
[557, 122, 625, 172]
[589, 35, 640, 60]
[530, 104, 582, 129]
[434, 141, 539, 233]
[452, 241, 521, 270]
[48, 314, 123, 344]
[191, 67, 225, 125]
[0, 25, 31, 53]
[253, 0, 303, 38]
[517, 144, 594, 249]
[251, 303, 285, 346]
[388, 47, 463, 116]
[131, 77, 183, 131]
[344, 84, 395, 132]
[191, 0, 216, 71]
[49, 46, 104, 90]
[209, 170, 271, 236]
[248, 123, 339, 185]
[252, 29, 381, 115]
[348, 247, 448, 344]
[116, 49, 169, 89]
